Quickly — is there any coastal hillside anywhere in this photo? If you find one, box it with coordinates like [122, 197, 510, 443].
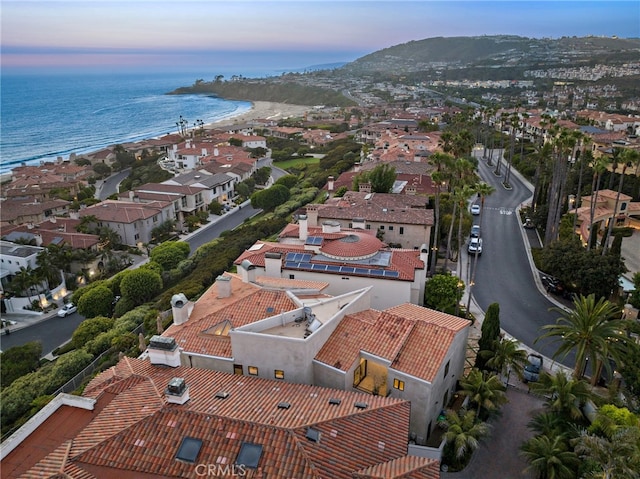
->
[168, 80, 356, 107]
[340, 35, 640, 75]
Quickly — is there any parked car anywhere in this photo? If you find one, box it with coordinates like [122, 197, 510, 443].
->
[57, 303, 77, 317]
[523, 353, 543, 383]
[523, 217, 535, 229]
[470, 225, 481, 238]
[470, 204, 481, 215]
[541, 275, 574, 299]
[468, 237, 483, 255]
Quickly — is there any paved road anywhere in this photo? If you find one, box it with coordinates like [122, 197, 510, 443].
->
[470, 149, 573, 366]
[97, 168, 131, 200]
[1, 312, 85, 357]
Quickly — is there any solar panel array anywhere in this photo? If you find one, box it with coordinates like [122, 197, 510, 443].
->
[285, 252, 312, 263]
[284, 261, 400, 278]
[305, 236, 323, 246]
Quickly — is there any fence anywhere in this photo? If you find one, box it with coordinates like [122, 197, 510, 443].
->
[50, 323, 145, 396]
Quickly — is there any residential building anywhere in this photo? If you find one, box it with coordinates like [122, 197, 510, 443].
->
[0, 197, 70, 226]
[305, 191, 434, 251]
[237, 220, 428, 309]
[0, 356, 441, 478]
[79, 199, 176, 246]
[162, 170, 236, 205]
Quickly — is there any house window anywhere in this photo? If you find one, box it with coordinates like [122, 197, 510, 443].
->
[393, 378, 405, 391]
[289, 274, 295, 280]
[379, 225, 385, 230]
[444, 360, 450, 378]
[399, 227, 404, 235]
[134, 234, 139, 240]
[233, 364, 243, 375]
[181, 197, 187, 207]
[274, 370, 284, 380]
[388, 225, 394, 231]
[366, 224, 371, 230]
[248, 366, 258, 376]
[348, 223, 352, 228]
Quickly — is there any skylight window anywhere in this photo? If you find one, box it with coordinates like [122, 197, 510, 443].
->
[306, 428, 321, 443]
[236, 442, 263, 469]
[175, 436, 203, 463]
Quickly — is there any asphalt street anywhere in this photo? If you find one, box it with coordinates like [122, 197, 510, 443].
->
[467, 148, 575, 369]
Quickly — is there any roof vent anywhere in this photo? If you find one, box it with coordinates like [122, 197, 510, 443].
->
[354, 401, 368, 410]
[215, 391, 230, 399]
[329, 398, 342, 406]
[277, 402, 291, 410]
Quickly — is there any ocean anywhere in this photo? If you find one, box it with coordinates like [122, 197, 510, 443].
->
[0, 71, 268, 175]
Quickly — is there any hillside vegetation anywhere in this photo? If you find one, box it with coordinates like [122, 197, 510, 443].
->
[169, 80, 356, 107]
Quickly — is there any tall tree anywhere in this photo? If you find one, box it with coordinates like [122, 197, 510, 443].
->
[480, 338, 528, 380]
[368, 163, 397, 193]
[475, 302, 501, 370]
[537, 294, 631, 384]
[586, 156, 610, 251]
[530, 371, 592, 421]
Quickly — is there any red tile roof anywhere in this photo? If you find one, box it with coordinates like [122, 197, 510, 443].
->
[14, 357, 439, 478]
[316, 304, 469, 382]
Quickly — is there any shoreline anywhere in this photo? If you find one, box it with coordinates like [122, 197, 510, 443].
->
[204, 100, 311, 129]
[0, 101, 312, 182]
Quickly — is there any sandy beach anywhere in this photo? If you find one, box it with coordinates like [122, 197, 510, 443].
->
[205, 101, 311, 129]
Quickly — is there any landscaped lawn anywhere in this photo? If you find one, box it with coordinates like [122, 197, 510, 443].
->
[273, 156, 320, 169]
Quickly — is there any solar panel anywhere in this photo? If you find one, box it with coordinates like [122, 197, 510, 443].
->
[354, 268, 370, 275]
[340, 266, 355, 274]
[384, 270, 400, 278]
[299, 262, 313, 270]
[326, 265, 341, 272]
[284, 261, 298, 269]
[236, 442, 263, 469]
[305, 236, 323, 245]
[370, 269, 384, 276]
[285, 252, 297, 262]
[311, 264, 327, 271]
[285, 253, 312, 262]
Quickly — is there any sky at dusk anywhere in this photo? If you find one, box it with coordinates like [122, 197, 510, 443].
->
[2, 1, 639, 73]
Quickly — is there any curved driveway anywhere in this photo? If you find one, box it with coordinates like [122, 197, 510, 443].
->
[469, 149, 571, 366]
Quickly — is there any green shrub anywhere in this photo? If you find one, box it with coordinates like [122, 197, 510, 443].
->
[71, 316, 115, 349]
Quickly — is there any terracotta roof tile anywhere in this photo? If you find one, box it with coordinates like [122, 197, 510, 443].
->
[25, 357, 422, 479]
[354, 455, 441, 478]
[316, 304, 469, 382]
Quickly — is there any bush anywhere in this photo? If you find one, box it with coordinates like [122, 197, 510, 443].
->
[150, 241, 190, 270]
[120, 268, 163, 305]
[77, 284, 114, 318]
[71, 316, 115, 350]
[0, 341, 43, 389]
[48, 349, 94, 391]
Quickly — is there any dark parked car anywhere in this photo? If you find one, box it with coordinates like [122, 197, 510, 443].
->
[470, 225, 481, 238]
[523, 353, 543, 383]
[541, 275, 574, 300]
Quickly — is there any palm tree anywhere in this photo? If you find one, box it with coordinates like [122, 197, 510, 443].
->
[480, 338, 528, 380]
[521, 434, 580, 479]
[530, 371, 592, 421]
[440, 408, 491, 462]
[586, 155, 610, 250]
[572, 421, 640, 478]
[36, 249, 62, 290]
[466, 182, 495, 315]
[458, 368, 507, 420]
[537, 294, 631, 384]
[602, 148, 640, 254]
[527, 412, 569, 439]
[11, 266, 36, 301]
[429, 170, 446, 275]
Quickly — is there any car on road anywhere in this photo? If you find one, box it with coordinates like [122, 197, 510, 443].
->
[470, 204, 481, 215]
[523, 353, 543, 383]
[57, 303, 77, 317]
[468, 237, 483, 255]
[470, 225, 481, 238]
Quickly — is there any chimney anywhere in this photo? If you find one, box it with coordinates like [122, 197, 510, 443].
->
[165, 377, 190, 405]
[34, 233, 43, 246]
[327, 176, 335, 192]
[49, 216, 57, 224]
[148, 335, 181, 367]
[27, 222, 34, 230]
[406, 185, 417, 195]
[214, 148, 219, 156]
[298, 214, 308, 241]
[351, 218, 366, 229]
[264, 252, 282, 278]
[359, 182, 371, 193]
[216, 275, 232, 298]
[239, 260, 257, 283]
[306, 204, 319, 227]
[322, 221, 341, 234]
[420, 243, 429, 263]
[171, 293, 193, 326]
[129, 190, 135, 201]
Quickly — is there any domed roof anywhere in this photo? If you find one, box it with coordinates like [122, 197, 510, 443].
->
[320, 232, 383, 259]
